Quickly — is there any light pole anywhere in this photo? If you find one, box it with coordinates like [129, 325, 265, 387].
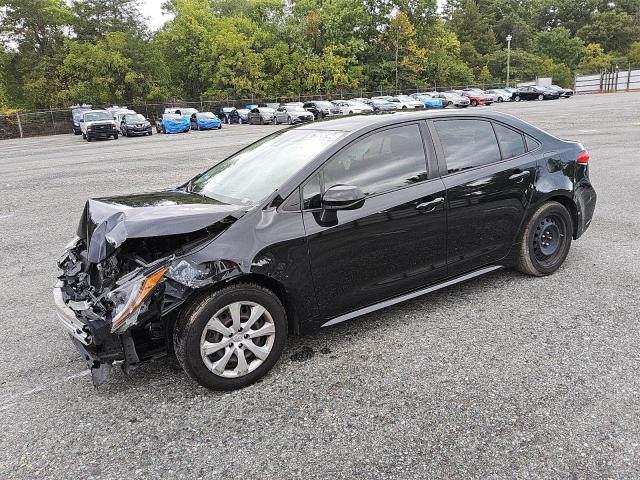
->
[506, 34, 512, 88]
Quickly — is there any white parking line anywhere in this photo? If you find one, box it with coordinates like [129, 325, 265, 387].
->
[0, 214, 14, 220]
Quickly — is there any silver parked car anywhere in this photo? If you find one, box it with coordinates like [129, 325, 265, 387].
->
[273, 105, 314, 124]
[485, 89, 513, 102]
[431, 91, 470, 108]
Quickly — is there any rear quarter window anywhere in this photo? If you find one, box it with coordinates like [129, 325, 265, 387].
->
[493, 123, 526, 159]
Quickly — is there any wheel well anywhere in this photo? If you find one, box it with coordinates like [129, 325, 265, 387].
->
[546, 195, 579, 239]
[225, 274, 298, 335]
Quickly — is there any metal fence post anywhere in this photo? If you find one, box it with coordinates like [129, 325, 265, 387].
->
[16, 112, 23, 139]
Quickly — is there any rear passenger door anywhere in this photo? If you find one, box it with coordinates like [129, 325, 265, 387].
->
[429, 118, 538, 277]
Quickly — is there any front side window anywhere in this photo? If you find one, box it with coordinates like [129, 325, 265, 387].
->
[322, 124, 427, 196]
[434, 119, 501, 173]
[493, 123, 526, 159]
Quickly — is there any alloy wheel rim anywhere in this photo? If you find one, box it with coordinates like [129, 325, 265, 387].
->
[200, 301, 276, 378]
[532, 214, 566, 265]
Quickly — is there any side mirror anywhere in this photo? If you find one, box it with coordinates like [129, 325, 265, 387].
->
[322, 185, 365, 211]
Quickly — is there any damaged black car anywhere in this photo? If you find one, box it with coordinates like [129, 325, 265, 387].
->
[55, 111, 596, 390]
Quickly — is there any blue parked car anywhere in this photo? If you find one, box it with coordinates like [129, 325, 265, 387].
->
[156, 113, 190, 134]
[190, 112, 222, 130]
[411, 93, 445, 109]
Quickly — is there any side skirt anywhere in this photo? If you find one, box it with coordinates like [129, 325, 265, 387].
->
[321, 265, 503, 328]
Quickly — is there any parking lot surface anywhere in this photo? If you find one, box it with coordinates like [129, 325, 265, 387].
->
[1, 94, 639, 479]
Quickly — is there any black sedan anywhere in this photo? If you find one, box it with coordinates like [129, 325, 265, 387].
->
[55, 111, 596, 391]
[120, 113, 153, 137]
[302, 100, 342, 119]
[512, 86, 560, 101]
[548, 85, 574, 98]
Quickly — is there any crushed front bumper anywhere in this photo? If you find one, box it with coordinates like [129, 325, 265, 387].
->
[53, 281, 93, 345]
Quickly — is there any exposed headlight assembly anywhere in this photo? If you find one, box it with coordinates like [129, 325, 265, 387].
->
[108, 266, 167, 333]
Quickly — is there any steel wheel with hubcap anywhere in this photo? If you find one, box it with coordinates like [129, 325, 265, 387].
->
[174, 283, 287, 390]
[517, 201, 573, 276]
[538, 94, 544, 100]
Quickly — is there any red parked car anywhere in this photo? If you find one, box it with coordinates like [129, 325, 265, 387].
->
[461, 88, 495, 107]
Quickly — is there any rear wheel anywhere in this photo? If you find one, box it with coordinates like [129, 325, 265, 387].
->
[537, 94, 544, 101]
[516, 201, 573, 276]
[174, 284, 287, 390]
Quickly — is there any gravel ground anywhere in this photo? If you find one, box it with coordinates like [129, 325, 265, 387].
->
[1, 94, 639, 479]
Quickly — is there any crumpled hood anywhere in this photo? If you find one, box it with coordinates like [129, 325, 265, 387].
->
[77, 190, 247, 263]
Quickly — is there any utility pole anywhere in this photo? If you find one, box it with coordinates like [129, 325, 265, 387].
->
[506, 34, 512, 87]
[395, 27, 399, 93]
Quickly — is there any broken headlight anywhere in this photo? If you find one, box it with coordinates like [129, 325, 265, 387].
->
[108, 267, 167, 333]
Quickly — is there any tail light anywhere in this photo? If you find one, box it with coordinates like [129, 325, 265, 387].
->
[577, 150, 590, 164]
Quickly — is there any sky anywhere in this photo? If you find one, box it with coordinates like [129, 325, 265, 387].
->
[138, 1, 448, 31]
[140, 0, 171, 30]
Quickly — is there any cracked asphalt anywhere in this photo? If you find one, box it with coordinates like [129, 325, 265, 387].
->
[1, 93, 639, 479]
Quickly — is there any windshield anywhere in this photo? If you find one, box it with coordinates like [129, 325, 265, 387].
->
[396, 95, 414, 101]
[258, 108, 275, 113]
[197, 112, 216, 119]
[190, 129, 346, 205]
[315, 101, 333, 108]
[287, 107, 306, 112]
[125, 114, 146, 122]
[84, 111, 112, 122]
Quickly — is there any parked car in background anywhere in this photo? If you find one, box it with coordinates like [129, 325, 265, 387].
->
[374, 95, 424, 109]
[113, 109, 136, 134]
[455, 90, 490, 107]
[165, 107, 199, 123]
[80, 110, 119, 141]
[303, 101, 342, 119]
[218, 107, 240, 124]
[431, 91, 470, 108]
[504, 87, 518, 94]
[282, 102, 305, 108]
[485, 89, 512, 102]
[71, 105, 92, 135]
[120, 113, 152, 137]
[191, 112, 222, 130]
[236, 109, 250, 124]
[273, 105, 314, 124]
[54, 111, 596, 390]
[547, 85, 574, 98]
[248, 107, 276, 124]
[368, 98, 399, 111]
[512, 86, 560, 101]
[462, 88, 495, 106]
[332, 100, 373, 115]
[156, 113, 191, 134]
[411, 93, 445, 109]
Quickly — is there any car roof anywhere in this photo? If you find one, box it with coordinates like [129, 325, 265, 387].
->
[296, 110, 525, 132]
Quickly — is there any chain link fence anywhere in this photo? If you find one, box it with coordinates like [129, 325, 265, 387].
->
[0, 82, 510, 141]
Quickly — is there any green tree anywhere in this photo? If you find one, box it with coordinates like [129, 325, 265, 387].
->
[448, 0, 498, 55]
[577, 43, 613, 73]
[628, 41, 640, 66]
[70, 0, 147, 41]
[535, 27, 584, 70]
[577, 10, 640, 53]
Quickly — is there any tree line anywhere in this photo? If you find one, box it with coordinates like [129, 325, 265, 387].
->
[1, 0, 640, 110]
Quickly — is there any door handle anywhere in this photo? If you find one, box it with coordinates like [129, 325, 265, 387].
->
[416, 197, 444, 211]
[509, 170, 531, 182]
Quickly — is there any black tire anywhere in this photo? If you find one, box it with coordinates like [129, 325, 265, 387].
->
[516, 201, 573, 277]
[514, 96, 521, 102]
[498, 97, 504, 102]
[82, 132, 86, 139]
[86, 135, 91, 142]
[148, 131, 152, 136]
[113, 133, 118, 139]
[537, 94, 544, 101]
[272, 117, 277, 125]
[174, 283, 288, 390]
[471, 99, 478, 107]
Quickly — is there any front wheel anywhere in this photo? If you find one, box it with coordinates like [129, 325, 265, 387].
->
[516, 201, 573, 276]
[113, 133, 118, 139]
[471, 99, 478, 107]
[174, 284, 288, 390]
[538, 94, 544, 101]
[514, 95, 521, 102]
[498, 97, 504, 102]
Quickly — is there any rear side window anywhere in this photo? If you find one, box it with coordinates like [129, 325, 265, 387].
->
[322, 124, 427, 196]
[493, 123, 526, 159]
[434, 119, 501, 173]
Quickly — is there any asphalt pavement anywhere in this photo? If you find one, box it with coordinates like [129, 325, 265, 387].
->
[0, 94, 638, 479]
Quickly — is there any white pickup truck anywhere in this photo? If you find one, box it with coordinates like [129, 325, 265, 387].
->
[80, 110, 119, 141]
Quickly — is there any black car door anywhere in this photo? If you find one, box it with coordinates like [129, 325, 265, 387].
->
[302, 122, 448, 320]
[429, 118, 538, 277]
